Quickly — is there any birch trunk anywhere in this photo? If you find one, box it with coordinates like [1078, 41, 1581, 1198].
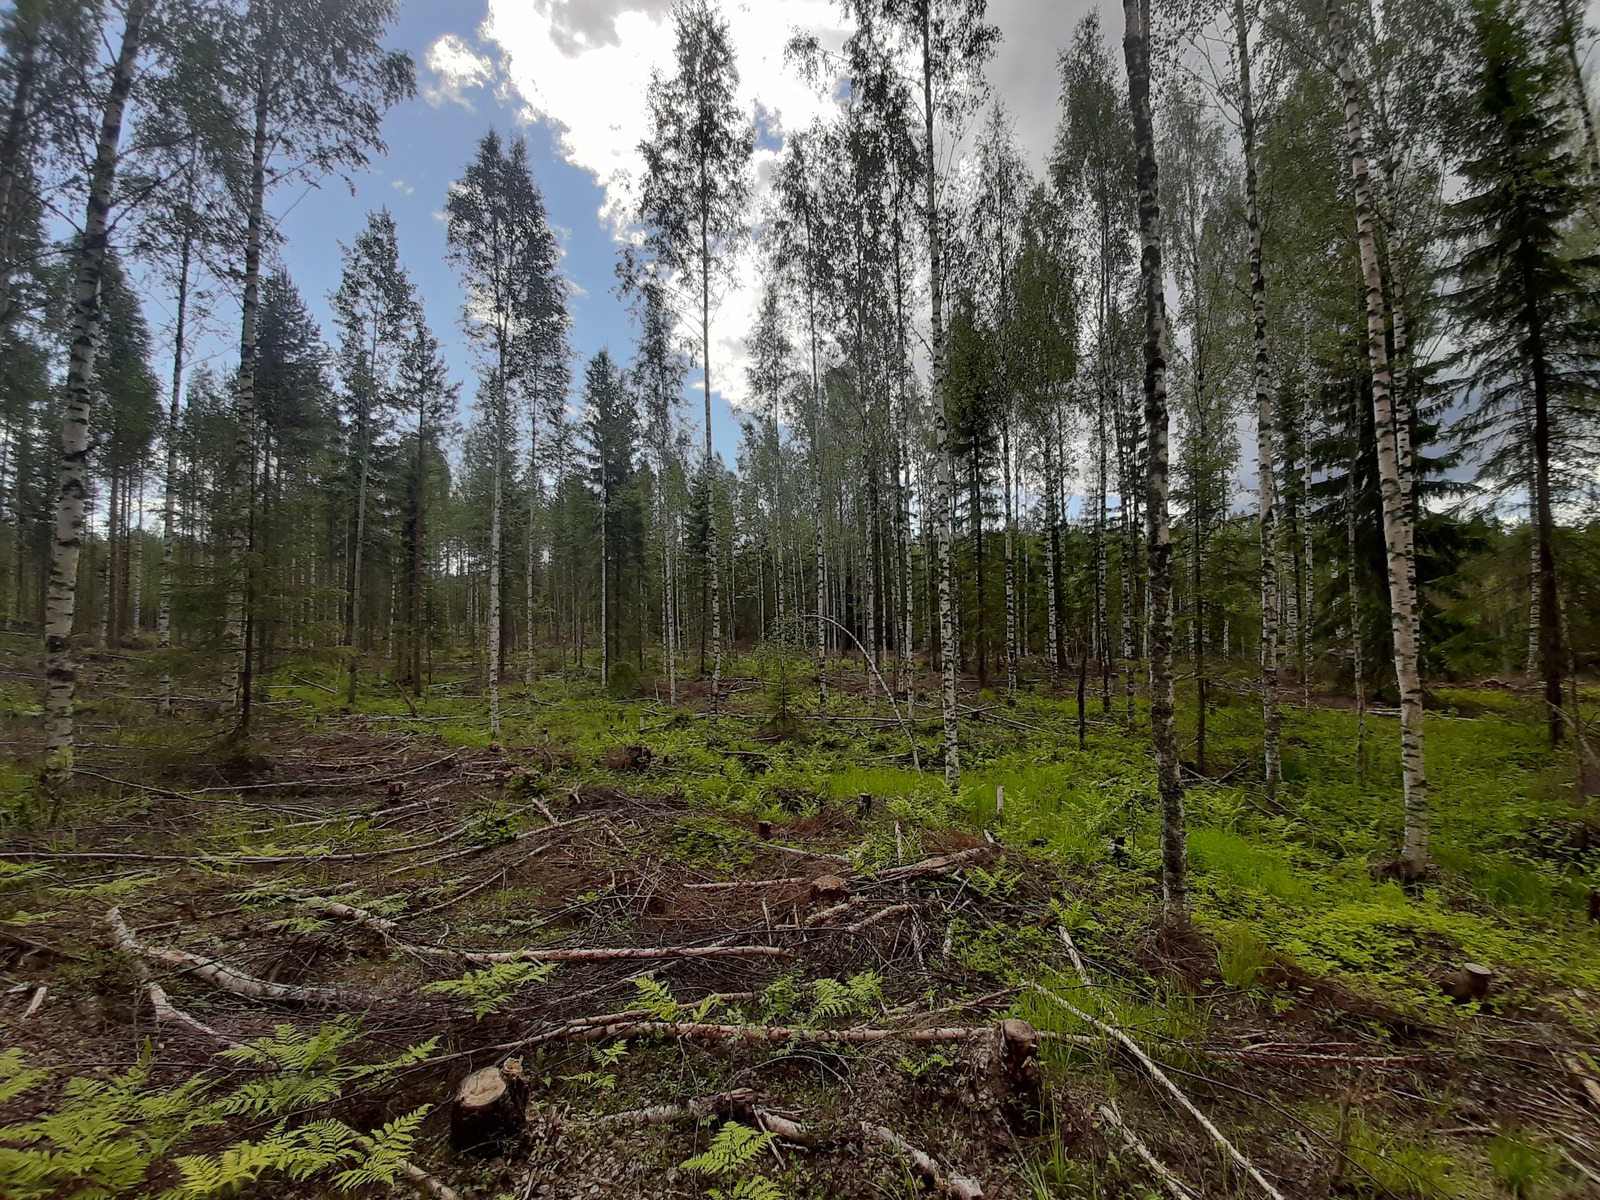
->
[346, 418, 370, 707]
[1124, 0, 1187, 917]
[1348, 378, 1366, 777]
[922, 8, 958, 790]
[42, 0, 149, 782]
[1044, 425, 1060, 687]
[129, 466, 143, 637]
[1330, 4, 1427, 875]
[1002, 403, 1017, 702]
[1238, 0, 1280, 797]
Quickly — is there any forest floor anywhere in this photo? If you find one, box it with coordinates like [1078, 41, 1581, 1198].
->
[3, 633, 1600, 1199]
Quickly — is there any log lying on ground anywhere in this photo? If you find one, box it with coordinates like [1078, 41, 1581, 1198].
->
[107, 908, 351, 1007]
[867, 1124, 984, 1199]
[455, 943, 791, 966]
[450, 1059, 529, 1156]
[531, 1016, 1072, 1051]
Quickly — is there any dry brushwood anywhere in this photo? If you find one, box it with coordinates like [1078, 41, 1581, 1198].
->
[531, 1017, 1049, 1051]
[106, 908, 354, 1008]
[867, 1123, 984, 1199]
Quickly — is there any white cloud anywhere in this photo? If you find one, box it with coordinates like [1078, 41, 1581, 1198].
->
[390, 178, 416, 195]
[423, 33, 494, 109]
[470, 0, 852, 409]
[454, 0, 1098, 411]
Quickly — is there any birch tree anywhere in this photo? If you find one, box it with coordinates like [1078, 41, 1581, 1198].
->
[331, 207, 417, 707]
[42, 0, 152, 785]
[1326, 0, 1428, 877]
[445, 129, 565, 744]
[218, 0, 413, 728]
[638, 0, 753, 726]
[1123, 0, 1188, 917]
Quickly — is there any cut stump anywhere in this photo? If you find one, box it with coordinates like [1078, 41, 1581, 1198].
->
[450, 1059, 528, 1155]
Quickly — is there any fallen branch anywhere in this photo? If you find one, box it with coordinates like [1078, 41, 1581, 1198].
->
[535, 1018, 1025, 1048]
[1098, 1103, 1199, 1200]
[684, 876, 809, 892]
[1038, 930, 1287, 1200]
[873, 845, 992, 883]
[455, 944, 791, 966]
[846, 904, 917, 934]
[867, 1124, 983, 1199]
[107, 908, 349, 1008]
[589, 1089, 757, 1129]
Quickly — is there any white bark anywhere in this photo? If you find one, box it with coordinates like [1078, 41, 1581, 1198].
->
[922, 10, 959, 791]
[1125, 0, 1187, 918]
[42, 0, 149, 781]
[1245, 22, 1279, 788]
[1330, 4, 1427, 875]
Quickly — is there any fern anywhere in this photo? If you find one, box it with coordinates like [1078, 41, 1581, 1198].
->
[631, 974, 681, 1020]
[330, 1106, 430, 1189]
[423, 960, 556, 1018]
[681, 1121, 776, 1176]
[808, 971, 884, 1022]
[710, 1177, 784, 1200]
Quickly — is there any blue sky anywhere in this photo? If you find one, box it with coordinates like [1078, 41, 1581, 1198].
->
[268, 3, 748, 465]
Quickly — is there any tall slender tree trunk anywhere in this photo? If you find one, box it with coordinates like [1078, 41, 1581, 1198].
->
[158, 195, 193, 715]
[409, 394, 426, 697]
[1521, 234, 1565, 745]
[1238, 0, 1280, 797]
[1002, 404, 1016, 701]
[346, 414, 370, 707]
[130, 465, 143, 638]
[488, 365, 504, 742]
[1045, 423, 1060, 687]
[0, 13, 38, 332]
[42, 0, 149, 783]
[1349, 376, 1367, 777]
[1124, 0, 1187, 918]
[697, 198, 722, 726]
[226, 23, 277, 717]
[1330, 4, 1427, 875]
[921, 7, 958, 789]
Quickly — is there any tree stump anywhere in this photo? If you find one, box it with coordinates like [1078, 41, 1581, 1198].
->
[604, 744, 653, 772]
[966, 1019, 1041, 1112]
[810, 875, 851, 905]
[1441, 963, 1494, 1003]
[450, 1059, 528, 1155]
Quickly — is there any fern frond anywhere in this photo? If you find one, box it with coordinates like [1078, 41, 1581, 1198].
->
[681, 1121, 777, 1176]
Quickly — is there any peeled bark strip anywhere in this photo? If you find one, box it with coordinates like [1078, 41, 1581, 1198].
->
[42, 0, 151, 783]
[107, 907, 348, 1007]
[1123, 0, 1188, 917]
[1328, 3, 1428, 875]
[1236, 0, 1280, 800]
